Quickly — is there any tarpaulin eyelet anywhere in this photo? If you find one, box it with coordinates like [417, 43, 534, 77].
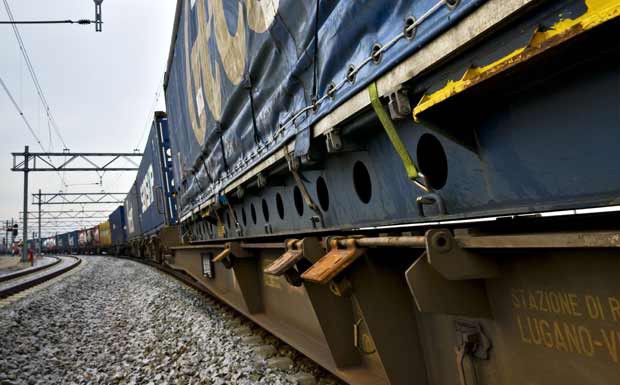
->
[404, 16, 417, 40]
[346, 65, 357, 83]
[446, 0, 460, 10]
[371, 43, 383, 64]
[326, 82, 337, 98]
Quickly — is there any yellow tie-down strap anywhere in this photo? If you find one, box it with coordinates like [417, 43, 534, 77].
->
[368, 82, 419, 180]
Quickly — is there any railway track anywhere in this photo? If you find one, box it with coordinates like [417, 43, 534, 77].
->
[0, 256, 82, 299]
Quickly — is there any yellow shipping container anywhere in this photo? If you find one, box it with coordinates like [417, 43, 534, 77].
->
[98, 221, 112, 247]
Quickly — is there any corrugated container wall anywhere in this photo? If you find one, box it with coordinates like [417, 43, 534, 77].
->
[99, 221, 112, 247]
[124, 183, 142, 240]
[69, 231, 79, 252]
[57, 233, 69, 252]
[109, 206, 127, 246]
[132, 112, 177, 236]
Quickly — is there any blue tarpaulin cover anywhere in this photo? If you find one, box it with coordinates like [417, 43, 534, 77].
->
[165, 0, 484, 216]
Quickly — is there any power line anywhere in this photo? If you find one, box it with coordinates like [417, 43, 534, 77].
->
[3, 0, 73, 190]
[0, 19, 94, 25]
[0, 75, 46, 150]
[3, 0, 69, 150]
[107, 73, 164, 190]
[1, 73, 72, 192]
[136, 72, 166, 150]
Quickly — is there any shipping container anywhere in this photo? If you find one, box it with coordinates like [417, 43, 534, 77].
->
[124, 182, 142, 240]
[42, 237, 56, 253]
[98, 221, 112, 248]
[87, 227, 95, 247]
[133, 112, 177, 236]
[78, 230, 87, 247]
[109, 206, 127, 246]
[93, 226, 100, 245]
[166, 0, 620, 240]
[68, 231, 79, 253]
[165, 0, 483, 216]
[57, 233, 69, 254]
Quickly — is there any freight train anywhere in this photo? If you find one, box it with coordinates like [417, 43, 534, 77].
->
[40, 112, 180, 258]
[39, 1, 620, 384]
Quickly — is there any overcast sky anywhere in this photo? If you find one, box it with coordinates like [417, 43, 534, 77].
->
[0, 0, 176, 239]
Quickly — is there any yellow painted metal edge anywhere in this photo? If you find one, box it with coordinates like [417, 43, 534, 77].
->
[413, 0, 620, 122]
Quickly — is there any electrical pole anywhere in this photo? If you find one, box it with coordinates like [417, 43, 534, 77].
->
[22, 145, 29, 263]
[94, 0, 103, 32]
[38, 189, 42, 256]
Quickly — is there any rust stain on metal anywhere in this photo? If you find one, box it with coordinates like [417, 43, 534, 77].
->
[301, 239, 365, 284]
[264, 239, 303, 275]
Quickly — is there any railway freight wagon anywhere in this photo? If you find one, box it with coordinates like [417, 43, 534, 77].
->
[124, 112, 179, 261]
[68, 231, 78, 254]
[161, 1, 620, 385]
[92, 221, 112, 254]
[109, 206, 127, 255]
[77, 230, 88, 254]
[56, 233, 69, 255]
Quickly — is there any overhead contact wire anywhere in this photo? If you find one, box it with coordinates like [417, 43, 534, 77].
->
[3, 0, 70, 188]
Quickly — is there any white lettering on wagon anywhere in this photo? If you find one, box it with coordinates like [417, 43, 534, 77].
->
[140, 165, 154, 213]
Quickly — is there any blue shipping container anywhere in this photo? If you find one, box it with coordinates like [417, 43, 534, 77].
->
[109, 205, 127, 246]
[57, 233, 69, 253]
[124, 182, 142, 240]
[68, 231, 79, 253]
[133, 112, 177, 236]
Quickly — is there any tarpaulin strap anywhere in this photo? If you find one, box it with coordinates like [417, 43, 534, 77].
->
[368, 82, 420, 180]
[284, 152, 324, 227]
[368, 83, 432, 193]
[220, 194, 242, 235]
[245, 77, 262, 144]
[213, 208, 225, 237]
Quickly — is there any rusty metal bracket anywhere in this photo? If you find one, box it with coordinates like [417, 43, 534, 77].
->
[264, 239, 304, 276]
[212, 242, 252, 269]
[265, 238, 323, 287]
[212, 247, 231, 263]
[426, 229, 499, 280]
[301, 239, 365, 285]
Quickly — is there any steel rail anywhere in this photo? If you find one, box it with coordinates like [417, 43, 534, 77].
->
[0, 257, 61, 283]
[0, 256, 81, 299]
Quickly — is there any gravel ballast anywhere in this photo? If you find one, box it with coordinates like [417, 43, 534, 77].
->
[0, 256, 341, 385]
